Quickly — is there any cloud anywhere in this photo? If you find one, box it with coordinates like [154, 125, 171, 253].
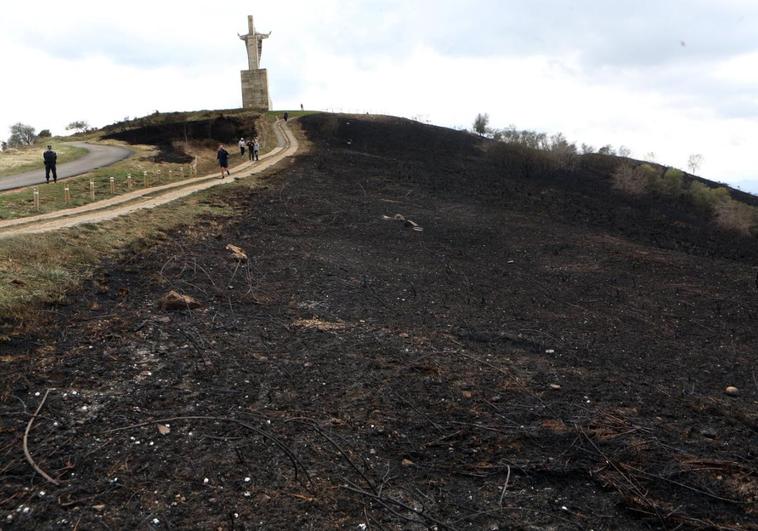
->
[1, 0, 758, 189]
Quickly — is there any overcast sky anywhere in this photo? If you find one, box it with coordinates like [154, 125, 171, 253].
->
[1, 0, 758, 192]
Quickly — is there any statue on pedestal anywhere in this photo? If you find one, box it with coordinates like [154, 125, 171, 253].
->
[238, 15, 271, 71]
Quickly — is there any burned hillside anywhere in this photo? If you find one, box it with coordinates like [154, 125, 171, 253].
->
[1, 115, 756, 530]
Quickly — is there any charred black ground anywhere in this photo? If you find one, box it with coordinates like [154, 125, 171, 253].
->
[103, 114, 259, 163]
[1, 114, 756, 530]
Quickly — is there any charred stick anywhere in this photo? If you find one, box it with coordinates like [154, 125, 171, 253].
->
[23, 389, 60, 486]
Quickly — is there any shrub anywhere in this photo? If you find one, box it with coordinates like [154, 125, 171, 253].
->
[689, 181, 730, 212]
[612, 163, 647, 195]
[713, 199, 758, 235]
[648, 167, 684, 197]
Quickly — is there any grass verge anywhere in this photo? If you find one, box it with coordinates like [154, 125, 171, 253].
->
[0, 178, 252, 339]
[0, 117, 278, 220]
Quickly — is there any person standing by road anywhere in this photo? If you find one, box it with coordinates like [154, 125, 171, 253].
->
[283, 112, 289, 122]
[43, 145, 57, 183]
[217, 144, 230, 178]
[253, 138, 260, 161]
[246, 138, 255, 161]
[238, 137, 246, 157]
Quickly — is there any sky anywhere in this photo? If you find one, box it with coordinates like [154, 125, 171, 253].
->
[1, 0, 758, 193]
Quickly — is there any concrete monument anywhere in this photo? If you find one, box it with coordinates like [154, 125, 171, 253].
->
[238, 15, 272, 110]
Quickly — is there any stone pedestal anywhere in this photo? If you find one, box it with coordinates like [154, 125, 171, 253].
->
[241, 69, 271, 111]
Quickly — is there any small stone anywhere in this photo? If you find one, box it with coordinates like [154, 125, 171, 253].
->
[700, 426, 718, 439]
[725, 386, 739, 396]
[92, 505, 105, 512]
[549, 384, 561, 390]
[401, 458, 414, 466]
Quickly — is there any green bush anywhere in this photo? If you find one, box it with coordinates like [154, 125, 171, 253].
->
[648, 167, 684, 197]
[689, 181, 730, 212]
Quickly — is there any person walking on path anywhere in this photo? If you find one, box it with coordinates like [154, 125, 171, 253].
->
[246, 139, 255, 161]
[43, 145, 58, 183]
[217, 144, 231, 178]
[283, 112, 289, 122]
[253, 138, 260, 161]
[238, 138, 246, 157]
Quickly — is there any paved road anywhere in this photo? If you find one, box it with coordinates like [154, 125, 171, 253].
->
[0, 142, 132, 191]
[0, 120, 296, 238]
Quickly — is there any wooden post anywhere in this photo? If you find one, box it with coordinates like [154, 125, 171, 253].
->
[89, 180, 95, 200]
[127, 173, 133, 189]
[180, 166, 184, 177]
[64, 186, 71, 203]
[109, 176, 115, 194]
[156, 169, 161, 184]
[169, 169, 173, 180]
[143, 171, 149, 188]
[33, 187, 40, 211]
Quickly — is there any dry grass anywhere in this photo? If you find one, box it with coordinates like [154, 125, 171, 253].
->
[0, 117, 277, 220]
[0, 115, 287, 337]
[0, 182, 240, 338]
[0, 143, 88, 177]
[713, 198, 758, 235]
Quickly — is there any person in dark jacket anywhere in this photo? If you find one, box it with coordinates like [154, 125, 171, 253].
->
[217, 145, 230, 178]
[43, 145, 57, 183]
[246, 138, 255, 161]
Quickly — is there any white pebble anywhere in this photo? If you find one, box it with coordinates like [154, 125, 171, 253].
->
[244, 477, 251, 482]
[203, 478, 209, 484]
[152, 518, 160, 524]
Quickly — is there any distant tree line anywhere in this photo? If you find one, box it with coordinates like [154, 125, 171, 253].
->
[2, 120, 91, 150]
[472, 112, 702, 178]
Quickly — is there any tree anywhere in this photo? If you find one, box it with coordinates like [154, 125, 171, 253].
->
[618, 146, 632, 158]
[580, 143, 596, 155]
[645, 152, 656, 162]
[38, 129, 52, 138]
[688, 153, 704, 174]
[7, 122, 36, 147]
[66, 120, 90, 133]
[598, 144, 616, 156]
[473, 113, 490, 136]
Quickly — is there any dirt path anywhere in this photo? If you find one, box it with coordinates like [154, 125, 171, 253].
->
[0, 142, 132, 191]
[0, 120, 297, 238]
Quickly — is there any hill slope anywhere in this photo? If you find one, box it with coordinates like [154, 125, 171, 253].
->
[1, 114, 756, 529]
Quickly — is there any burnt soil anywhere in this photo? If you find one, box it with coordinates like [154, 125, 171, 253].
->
[1, 114, 757, 530]
[103, 115, 259, 164]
